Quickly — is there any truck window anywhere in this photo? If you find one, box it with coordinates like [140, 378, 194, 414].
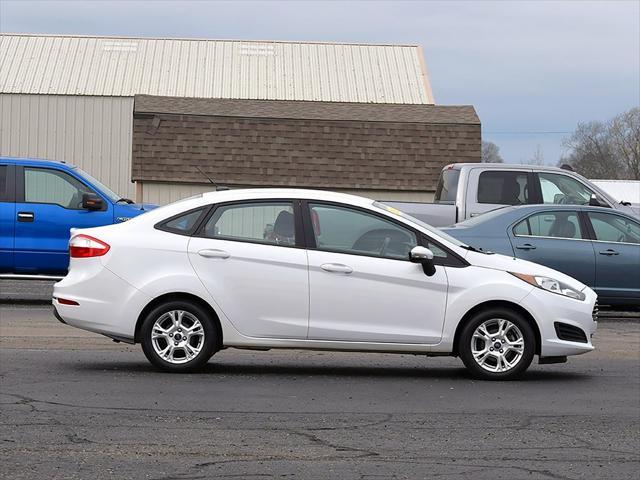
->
[24, 167, 95, 210]
[434, 169, 460, 202]
[538, 173, 597, 206]
[0, 166, 8, 202]
[478, 171, 529, 205]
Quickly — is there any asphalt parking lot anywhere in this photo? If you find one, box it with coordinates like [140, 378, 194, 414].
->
[0, 302, 639, 480]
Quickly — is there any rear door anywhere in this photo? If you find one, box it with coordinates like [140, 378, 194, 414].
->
[508, 209, 595, 288]
[584, 211, 640, 304]
[0, 164, 15, 272]
[188, 200, 309, 339]
[466, 168, 535, 220]
[13, 166, 114, 275]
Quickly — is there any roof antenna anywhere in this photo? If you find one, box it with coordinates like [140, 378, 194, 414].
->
[196, 166, 229, 191]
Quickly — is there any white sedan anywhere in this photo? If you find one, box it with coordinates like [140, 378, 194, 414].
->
[53, 189, 597, 380]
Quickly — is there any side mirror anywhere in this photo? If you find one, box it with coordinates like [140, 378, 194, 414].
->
[410, 246, 436, 277]
[82, 193, 104, 211]
[588, 193, 611, 208]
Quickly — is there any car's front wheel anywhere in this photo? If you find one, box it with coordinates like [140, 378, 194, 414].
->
[458, 308, 535, 380]
[140, 300, 217, 372]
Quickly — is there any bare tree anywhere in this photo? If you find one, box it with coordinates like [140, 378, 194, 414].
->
[561, 107, 639, 179]
[481, 140, 504, 163]
[609, 107, 640, 180]
[529, 145, 545, 166]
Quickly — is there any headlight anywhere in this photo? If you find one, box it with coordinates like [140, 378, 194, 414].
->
[510, 272, 586, 301]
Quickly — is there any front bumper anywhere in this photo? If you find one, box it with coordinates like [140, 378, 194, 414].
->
[521, 286, 598, 358]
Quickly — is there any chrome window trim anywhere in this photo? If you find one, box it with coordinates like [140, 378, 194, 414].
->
[512, 233, 591, 242]
[590, 238, 640, 246]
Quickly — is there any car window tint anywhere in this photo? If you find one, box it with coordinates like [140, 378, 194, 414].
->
[588, 212, 640, 244]
[24, 167, 94, 209]
[161, 208, 205, 234]
[477, 171, 529, 205]
[539, 173, 595, 205]
[514, 211, 582, 239]
[204, 202, 295, 246]
[309, 203, 417, 260]
[0, 165, 8, 202]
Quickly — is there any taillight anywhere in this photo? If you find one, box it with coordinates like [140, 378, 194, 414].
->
[69, 234, 110, 258]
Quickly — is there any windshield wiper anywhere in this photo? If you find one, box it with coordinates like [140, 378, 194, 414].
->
[461, 244, 494, 254]
[116, 198, 135, 204]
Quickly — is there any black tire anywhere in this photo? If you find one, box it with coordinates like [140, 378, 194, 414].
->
[140, 300, 217, 373]
[458, 307, 535, 380]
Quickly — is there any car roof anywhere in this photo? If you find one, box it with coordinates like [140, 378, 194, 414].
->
[200, 187, 377, 207]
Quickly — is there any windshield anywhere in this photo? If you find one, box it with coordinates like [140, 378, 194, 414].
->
[434, 168, 460, 203]
[373, 201, 468, 247]
[75, 168, 120, 203]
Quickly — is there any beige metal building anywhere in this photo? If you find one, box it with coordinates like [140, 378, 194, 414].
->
[0, 34, 479, 204]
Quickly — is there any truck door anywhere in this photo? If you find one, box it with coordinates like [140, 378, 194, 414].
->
[466, 168, 535, 220]
[0, 164, 15, 272]
[13, 166, 114, 275]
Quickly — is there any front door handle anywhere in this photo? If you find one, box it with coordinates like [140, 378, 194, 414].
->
[515, 243, 536, 250]
[17, 211, 34, 222]
[320, 263, 353, 274]
[198, 249, 230, 259]
[599, 249, 619, 256]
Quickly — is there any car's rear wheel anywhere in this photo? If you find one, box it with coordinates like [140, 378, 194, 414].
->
[458, 308, 535, 380]
[140, 300, 217, 372]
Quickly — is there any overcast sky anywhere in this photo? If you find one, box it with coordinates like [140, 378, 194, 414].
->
[1, 0, 638, 164]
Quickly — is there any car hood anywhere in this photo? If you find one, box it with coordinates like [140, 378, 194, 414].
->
[463, 249, 589, 292]
[113, 203, 159, 222]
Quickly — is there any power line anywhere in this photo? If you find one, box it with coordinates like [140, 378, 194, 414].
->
[483, 131, 571, 135]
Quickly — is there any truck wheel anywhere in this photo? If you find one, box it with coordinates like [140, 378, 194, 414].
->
[458, 308, 535, 380]
[140, 300, 217, 373]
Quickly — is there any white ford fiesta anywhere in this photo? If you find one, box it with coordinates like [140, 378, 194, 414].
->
[54, 189, 597, 380]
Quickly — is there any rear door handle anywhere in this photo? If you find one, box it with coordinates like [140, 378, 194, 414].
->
[515, 243, 536, 250]
[198, 249, 230, 259]
[320, 263, 353, 274]
[17, 212, 34, 222]
[599, 249, 619, 256]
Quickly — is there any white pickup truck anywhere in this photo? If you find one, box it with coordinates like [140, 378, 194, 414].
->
[384, 163, 639, 227]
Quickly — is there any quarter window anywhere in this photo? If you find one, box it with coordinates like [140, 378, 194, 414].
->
[477, 171, 530, 205]
[158, 208, 207, 235]
[203, 202, 296, 246]
[309, 203, 417, 260]
[587, 212, 640, 244]
[539, 173, 598, 206]
[514, 211, 583, 240]
[24, 167, 94, 209]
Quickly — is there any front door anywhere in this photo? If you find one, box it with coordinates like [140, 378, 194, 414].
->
[13, 166, 113, 274]
[188, 200, 309, 339]
[508, 209, 595, 288]
[585, 211, 640, 303]
[305, 202, 448, 344]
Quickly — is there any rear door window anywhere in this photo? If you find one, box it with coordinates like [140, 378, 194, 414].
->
[513, 211, 583, 239]
[434, 169, 460, 202]
[0, 165, 9, 202]
[203, 202, 296, 246]
[477, 171, 530, 205]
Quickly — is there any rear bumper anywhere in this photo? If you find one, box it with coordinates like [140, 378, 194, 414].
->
[521, 286, 597, 357]
[53, 259, 150, 341]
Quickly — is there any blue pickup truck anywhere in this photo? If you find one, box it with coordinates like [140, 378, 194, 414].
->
[0, 157, 156, 278]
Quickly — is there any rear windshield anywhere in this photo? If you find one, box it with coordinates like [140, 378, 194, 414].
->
[434, 168, 460, 203]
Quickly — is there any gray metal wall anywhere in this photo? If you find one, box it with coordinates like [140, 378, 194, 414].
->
[0, 94, 135, 198]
